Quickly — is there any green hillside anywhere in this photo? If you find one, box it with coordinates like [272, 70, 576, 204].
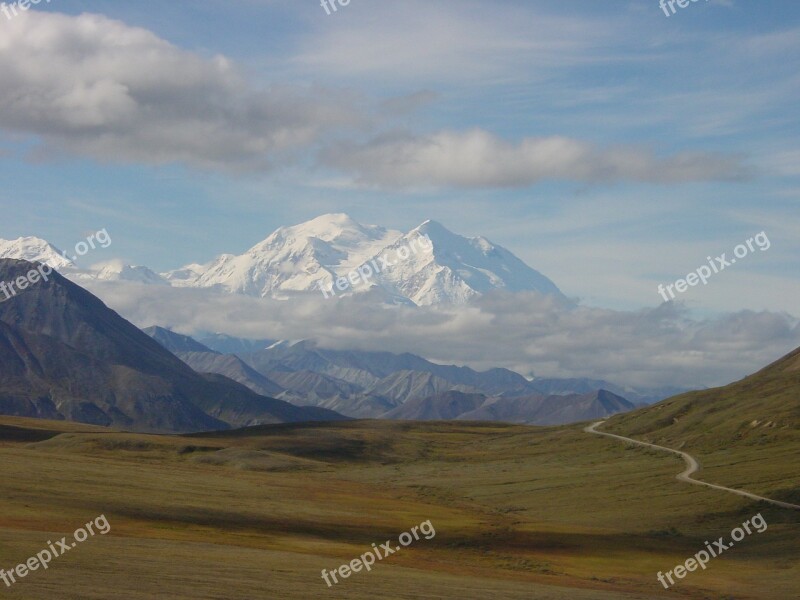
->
[604, 346, 800, 506]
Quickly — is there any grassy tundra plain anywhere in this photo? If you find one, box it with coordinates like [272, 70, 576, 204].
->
[0, 416, 796, 600]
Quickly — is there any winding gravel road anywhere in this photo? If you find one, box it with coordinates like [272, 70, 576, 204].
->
[585, 420, 800, 511]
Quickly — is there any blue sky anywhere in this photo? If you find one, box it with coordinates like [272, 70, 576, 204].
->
[1, 0, 798, 314]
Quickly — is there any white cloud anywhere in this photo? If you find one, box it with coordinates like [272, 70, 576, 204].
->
[79, 281, 800, 390]
[0, 11, 362, 171]
[322, 129, 750, 189]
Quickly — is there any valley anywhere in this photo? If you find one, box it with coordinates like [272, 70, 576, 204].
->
[0, 416, 796, 599]
[1, 2, 796, 599]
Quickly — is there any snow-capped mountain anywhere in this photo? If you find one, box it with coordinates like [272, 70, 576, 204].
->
[163, 214, 563, 305]
[0, 236, 75, 269]
[163, 213, 401, 296]
[4, 215, 563, 305]
[82, 261, 169, 285]
[361, 220, 563, 305]
[0, 238, 165, 285]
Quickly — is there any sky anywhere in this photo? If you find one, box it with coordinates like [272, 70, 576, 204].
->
[1, 0, 799, 387]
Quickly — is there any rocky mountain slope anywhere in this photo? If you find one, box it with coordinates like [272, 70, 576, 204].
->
[0, 260, 345, 432]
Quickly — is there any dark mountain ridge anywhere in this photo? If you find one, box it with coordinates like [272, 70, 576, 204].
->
[0, 259, 345, 432]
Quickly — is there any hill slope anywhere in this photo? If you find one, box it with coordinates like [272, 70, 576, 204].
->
[606, 346, 800, 451]
[0, 259, 345, 432]
[603, 345, 800, 505]
[461, 390, 635, 425]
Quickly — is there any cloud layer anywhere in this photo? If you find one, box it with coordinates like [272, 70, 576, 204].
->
[0, 12, 360, 171]
[322, 129, 750, 189]
[80, 281, 800, 390]
[0, 10, 752, 188]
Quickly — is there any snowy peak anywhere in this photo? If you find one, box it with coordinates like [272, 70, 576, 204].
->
[369, 219, 563, 305]
[163, 263, 207, 286]
[0, 237, 168, 286]
[165, 214, 564, 304]
[266, 213, 393, 245]
[165, 214, 402, 297]
[11, 215, 564, 306]
[249, 213, 399, 259]
[0, 236, 74, 269]
[91, 261, 169, 285]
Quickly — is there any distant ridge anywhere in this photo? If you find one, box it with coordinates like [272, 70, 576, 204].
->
[146, 331, 643, 424]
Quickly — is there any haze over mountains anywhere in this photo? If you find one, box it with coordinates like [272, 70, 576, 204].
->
[143, 327, 654, 424]
[0, 214, 564, 306]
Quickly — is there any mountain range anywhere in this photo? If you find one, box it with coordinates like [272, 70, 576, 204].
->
[143, 327, 654, 424]
[201, 333, 682, 402]
[0, 214, 564, 306]
[0, 259, 345, 433]
[0, 248, 685, 431]
[0, 253, 641, 428]
[384, 389, 635, 424]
